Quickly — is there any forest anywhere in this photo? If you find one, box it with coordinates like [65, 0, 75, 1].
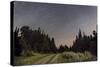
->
[13, 25, 97, 65]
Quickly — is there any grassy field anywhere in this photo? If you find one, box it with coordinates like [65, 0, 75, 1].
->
[14, 51, 97, 66]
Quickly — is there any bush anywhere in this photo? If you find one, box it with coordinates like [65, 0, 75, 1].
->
[61, 51, 95, 62]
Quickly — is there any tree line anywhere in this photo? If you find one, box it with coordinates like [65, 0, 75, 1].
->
[72, 29, 97, 56]
[14, 26, 57, 56]
[14, 26, 97, 56]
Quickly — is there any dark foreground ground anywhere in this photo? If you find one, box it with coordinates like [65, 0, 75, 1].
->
[14, 51, 97, 66]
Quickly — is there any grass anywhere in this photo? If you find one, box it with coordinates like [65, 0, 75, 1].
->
[14, 51, 97, 66]
[14, 53, 49, 65]
[59, 51, 96, 63]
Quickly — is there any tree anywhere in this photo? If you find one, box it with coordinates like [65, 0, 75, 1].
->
[72, 29, 97, 56]
[88, 30, 97, 56]
[14, 27, 22, 56]
[19, 26, 58, 54]
[50, 38, 57, 52]
[20, 26, 32, 55]
[78, 29, 82, 39]
[72, 29, 90, 52]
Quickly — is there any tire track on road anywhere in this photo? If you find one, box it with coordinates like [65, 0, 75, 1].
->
[33, 54, 55, 64]
[48, 54, 60, 63]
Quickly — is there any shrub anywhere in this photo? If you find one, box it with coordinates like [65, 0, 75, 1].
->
[61, 51, 95, 62]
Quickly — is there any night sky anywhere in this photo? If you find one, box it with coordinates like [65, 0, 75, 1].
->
[13, 1, 97, 47]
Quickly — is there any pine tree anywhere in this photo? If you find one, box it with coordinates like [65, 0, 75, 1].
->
[14, 27, 22, 56]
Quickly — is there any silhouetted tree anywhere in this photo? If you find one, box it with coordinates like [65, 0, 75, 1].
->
[72, 29, 97, 56]
[14, 27, 22, 56]
[58, 45, 64, 52]
[16, 26, 58, 55]
[78, 29, 82, 39]
[88, 30, 97, 56]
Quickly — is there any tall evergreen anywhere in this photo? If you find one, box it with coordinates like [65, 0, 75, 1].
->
[14, 27, 22, 56]
[16, 26, 58, 55]
[72, 29, 97, 56]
